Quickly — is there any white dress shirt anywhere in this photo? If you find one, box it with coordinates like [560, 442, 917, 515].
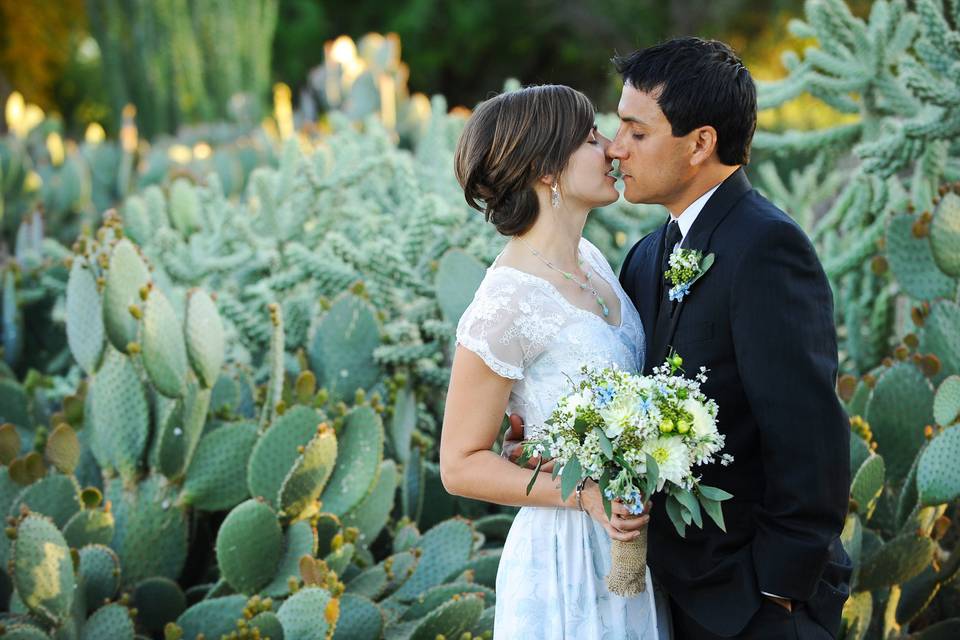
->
[670, 180, 791, 605]
[672, 183, 721, 244]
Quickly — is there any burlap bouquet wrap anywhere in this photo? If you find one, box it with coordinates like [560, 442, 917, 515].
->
[606, 527, 647, 596]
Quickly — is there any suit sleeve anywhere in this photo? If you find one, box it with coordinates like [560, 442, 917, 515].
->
[729, 220, 850, 602]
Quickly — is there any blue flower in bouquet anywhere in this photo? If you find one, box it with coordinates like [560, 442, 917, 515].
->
[595, 385, 616, 408]
[636, 397, 653, 415]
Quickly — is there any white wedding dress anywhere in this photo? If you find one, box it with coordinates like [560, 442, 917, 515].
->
[456, 237, 671, 640]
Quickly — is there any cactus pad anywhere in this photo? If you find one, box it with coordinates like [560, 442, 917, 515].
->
[308, 293, 381, 403]
[347, 562, 390, 601]
[11, 514, 75, 624]
[176, 594, 247, 640]
[248, 405, 324, 508]
[249, 611, 285, 640]
[90, 347, 149, 481]
[80, 603, 134, 640]
[65, 257, 105, 375]
[452, 552, 500, 589]
[263, 519, 318, 597]
[133, 576, 186, 635]
[63, 508, 115, 548]
[141, 288, 188, 398]
[184, 289, 224, 388]
[864, 362, 935, 483]
[8, 473, 81, 528]
[277, 587, 336, 639]
[333, 594, 382, 640]
[917, 425, 960, 506]
[106, 474, 188, 585]
[342, 459, 398, 545]
[102, 239, 150, 354]
[0, 379, 31, 429]
[215, 498, 283, 594]
[933, 375, 960, 426]
[389, 383, 416, 465]
[401, 582, 495, 621]
[896, 566, 943, 626]
[391, 519, 474, 601]
[320, 406, 384, 516]
[850, 454, 885, 518]
[393, 523, 421, 555]
[930, 191, 960, 277]
[181, 421, 257, 511]
[408, 592, 484, 640]
[279, 426, 337, 518]
[45, 422, 80, 475]
[857, 532, 937, 591]
[840, 591, 872, 640]
[885, 214, 957, 300]
[78, 543, 121, 610]
[919, 301, 960, 384]
[155, 383, 211, 479]
[435, 248, 486, 325]
[0, 625, 51, 640]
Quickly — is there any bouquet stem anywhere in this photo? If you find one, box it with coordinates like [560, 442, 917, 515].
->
[606, 527, 648, 596]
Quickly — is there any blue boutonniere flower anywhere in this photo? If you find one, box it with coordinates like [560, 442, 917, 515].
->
[664, 247, 715, 303]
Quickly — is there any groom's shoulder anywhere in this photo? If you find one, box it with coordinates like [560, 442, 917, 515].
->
[727, 190, 812, 251]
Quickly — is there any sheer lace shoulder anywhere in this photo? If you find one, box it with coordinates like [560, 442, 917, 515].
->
[580, 237, 617, 281]
[455, 268, 567, 380]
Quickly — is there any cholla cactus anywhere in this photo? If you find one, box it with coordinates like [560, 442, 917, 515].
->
[753, 0, 960, 372]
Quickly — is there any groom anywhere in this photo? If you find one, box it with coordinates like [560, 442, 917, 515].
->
[505, 38, 852, 638]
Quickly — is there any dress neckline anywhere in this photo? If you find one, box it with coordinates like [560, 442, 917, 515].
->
[489, 238, 626, 330]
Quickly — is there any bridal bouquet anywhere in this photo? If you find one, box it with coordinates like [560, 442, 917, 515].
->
[518, 355, 733, 596]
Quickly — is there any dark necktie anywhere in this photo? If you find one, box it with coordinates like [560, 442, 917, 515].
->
[660, 221, 683, 297]
[653, 221, 683, 363]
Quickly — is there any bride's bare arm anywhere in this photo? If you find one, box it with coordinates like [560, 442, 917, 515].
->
[439, 346, 646, 541]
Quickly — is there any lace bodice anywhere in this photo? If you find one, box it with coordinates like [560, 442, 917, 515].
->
[456, 238, 645, 436]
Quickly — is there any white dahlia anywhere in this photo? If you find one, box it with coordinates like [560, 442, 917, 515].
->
[642, 436, 691, 491]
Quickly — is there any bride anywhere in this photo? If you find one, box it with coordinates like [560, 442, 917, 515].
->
[439, 84, 667, 639]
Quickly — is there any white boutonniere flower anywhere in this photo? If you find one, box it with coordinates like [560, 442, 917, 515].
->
[664, 247, 715, 303]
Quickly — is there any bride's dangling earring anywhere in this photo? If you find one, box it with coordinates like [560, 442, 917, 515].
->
[551, 180, 560, 208]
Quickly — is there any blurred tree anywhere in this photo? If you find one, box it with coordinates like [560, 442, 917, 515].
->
[86, 0, 278, 137]
[0, 0, 86, 117]
[273, 0, 812, 111]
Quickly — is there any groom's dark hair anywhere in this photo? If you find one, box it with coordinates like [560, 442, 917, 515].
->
[613, 37, 757, 165]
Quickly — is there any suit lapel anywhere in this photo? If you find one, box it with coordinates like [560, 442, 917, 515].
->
[652, 168, 753, 365]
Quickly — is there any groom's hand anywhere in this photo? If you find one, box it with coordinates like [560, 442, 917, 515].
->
[501, 414, 555, 473]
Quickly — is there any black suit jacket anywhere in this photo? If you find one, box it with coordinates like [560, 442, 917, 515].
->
[619, 169, 852, 637]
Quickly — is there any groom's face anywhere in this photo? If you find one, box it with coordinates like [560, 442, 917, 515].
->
[608, 84, 694, 206]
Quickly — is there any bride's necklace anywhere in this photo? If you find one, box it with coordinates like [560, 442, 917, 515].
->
[517, 237, 610, 318]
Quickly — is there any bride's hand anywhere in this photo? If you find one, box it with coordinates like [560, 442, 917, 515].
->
[502, 414, 555, 473]
[579, 480, 650, 542]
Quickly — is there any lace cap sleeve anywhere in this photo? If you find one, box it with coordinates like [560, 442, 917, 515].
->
[455, 269, 561, 380]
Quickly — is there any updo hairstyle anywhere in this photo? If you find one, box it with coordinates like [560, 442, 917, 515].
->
[453, 85, 595, 236]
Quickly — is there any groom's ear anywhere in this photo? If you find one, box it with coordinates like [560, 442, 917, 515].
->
[689, 126, 719, 167]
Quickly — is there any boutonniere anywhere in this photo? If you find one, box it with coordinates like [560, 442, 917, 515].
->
[664, 247, 715, 303]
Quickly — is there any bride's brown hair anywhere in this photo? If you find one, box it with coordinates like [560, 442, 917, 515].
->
[453, 85, 595, 236]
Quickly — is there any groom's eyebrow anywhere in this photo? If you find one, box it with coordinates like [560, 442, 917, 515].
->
[619, 114, 646, 125]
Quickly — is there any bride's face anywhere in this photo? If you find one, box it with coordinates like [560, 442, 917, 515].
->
[557, 125, 620, 209]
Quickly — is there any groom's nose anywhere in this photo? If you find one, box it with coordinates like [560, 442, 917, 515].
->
[607, 135, 627, 160]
